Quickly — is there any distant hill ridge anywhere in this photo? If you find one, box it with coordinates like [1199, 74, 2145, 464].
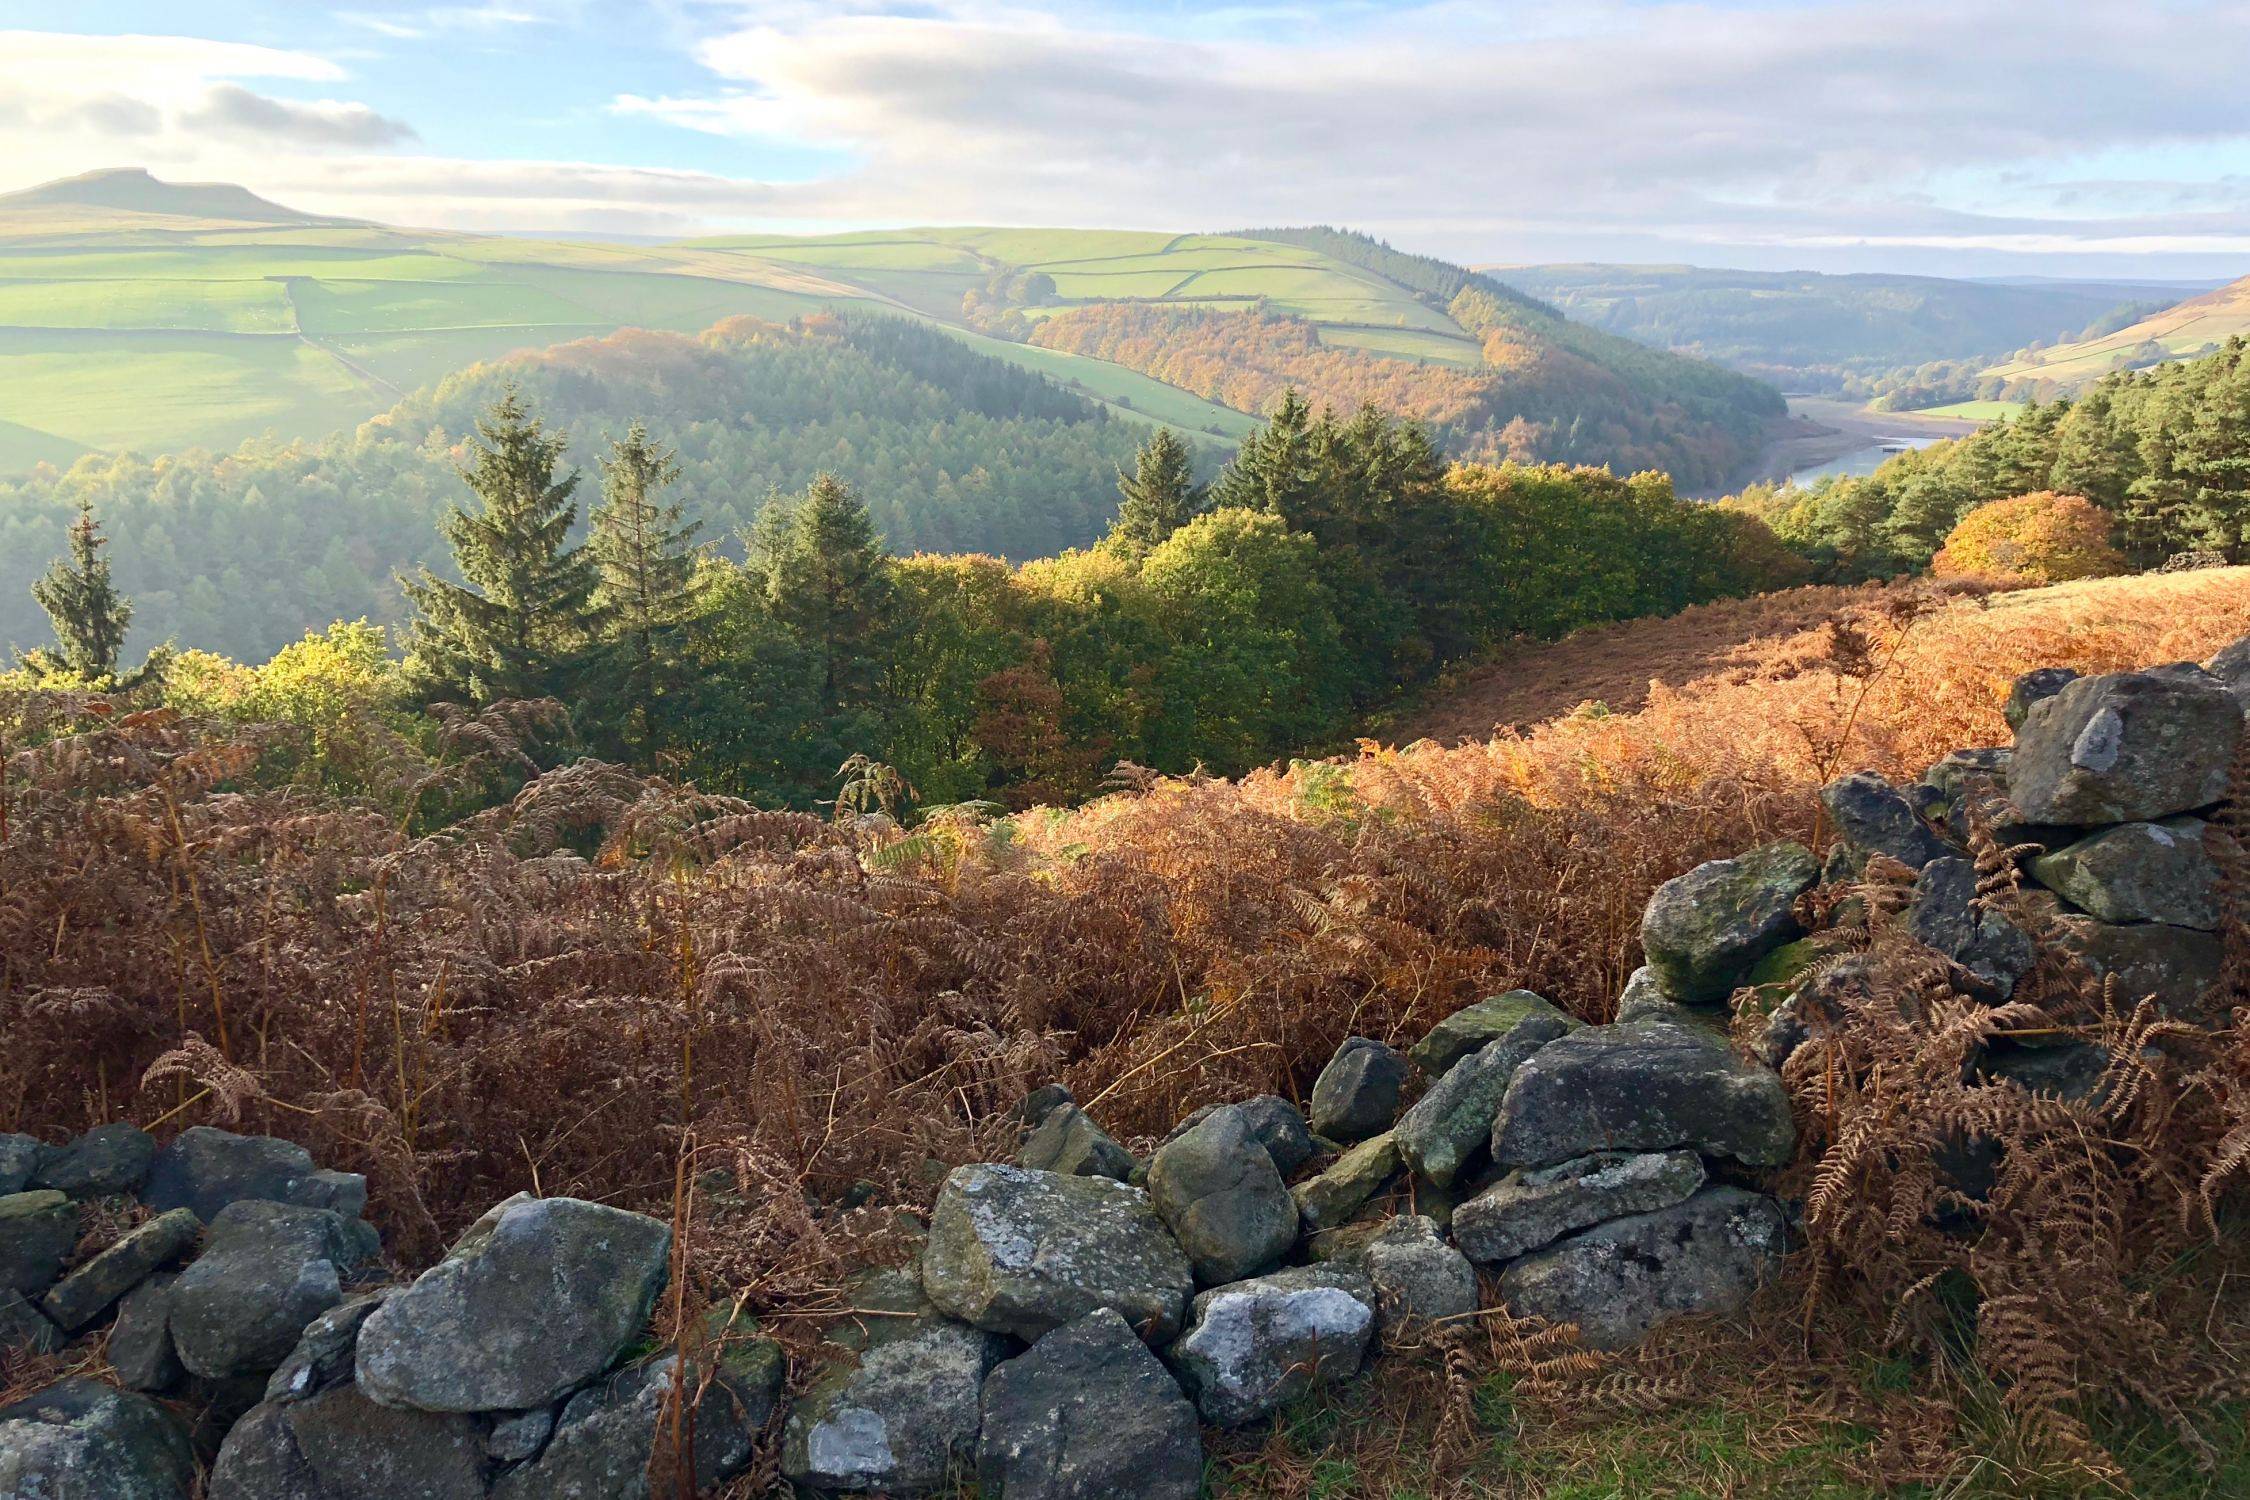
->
[0, 167, 348, 227]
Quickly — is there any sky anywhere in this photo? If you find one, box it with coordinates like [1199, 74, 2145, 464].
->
[4, 1, 2250, 278]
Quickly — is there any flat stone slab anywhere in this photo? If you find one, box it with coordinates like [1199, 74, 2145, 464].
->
[1454, 1150, 1706, 1264]
[1490, 1022, 1795, 1171]
[1291, 1131, 1399, 1233]
[2030, 818, 2220, 930]
[41, 1207, 200, 1332]
[1497, 1185, 1786, 1349]
[922, 1163, 1194, 1343]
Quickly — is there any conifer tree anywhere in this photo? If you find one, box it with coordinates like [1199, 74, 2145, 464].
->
[400, 389, 597, 704]
[756, 474, 895, 709]
[28, 500, 132, 681]
[588, 423, 699, 750]
[1211, 389, 1322, 526]
[1112, 428, 1206, 551]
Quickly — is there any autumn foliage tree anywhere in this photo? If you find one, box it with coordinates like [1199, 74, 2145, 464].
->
[1930, 491, 2126, 583]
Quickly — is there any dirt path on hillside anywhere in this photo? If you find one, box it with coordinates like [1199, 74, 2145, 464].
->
[1382, 583, 1902, 743]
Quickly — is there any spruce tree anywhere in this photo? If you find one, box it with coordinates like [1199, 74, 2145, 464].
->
[1112, 428, 1206, 551]
[1211, 390, 1322, 527]
[28, 501, 132, 681]
[400, 389, 598, 704]
[758, 474, 894, 708]
[588, 424, 699, 751]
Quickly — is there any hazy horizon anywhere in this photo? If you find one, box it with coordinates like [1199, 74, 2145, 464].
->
[6, 2, 2250, 282]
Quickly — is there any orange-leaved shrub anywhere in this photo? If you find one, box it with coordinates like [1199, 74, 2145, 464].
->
[1930, 491, 2126, 584]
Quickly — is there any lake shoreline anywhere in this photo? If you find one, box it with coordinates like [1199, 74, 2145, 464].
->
[1697, 397, 1986, 497]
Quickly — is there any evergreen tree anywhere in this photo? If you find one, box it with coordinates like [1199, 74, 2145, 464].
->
[28, 501, 132, 681]
[1211, 390, 1322, 526]
[588, 424, 700, 752]
[757, 474, 895, 709]
[400, 390, 597, 704]
[1111, 428, 1207, 551]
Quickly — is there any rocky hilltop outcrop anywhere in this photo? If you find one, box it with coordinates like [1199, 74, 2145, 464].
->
[2, 636, 2241, 1497]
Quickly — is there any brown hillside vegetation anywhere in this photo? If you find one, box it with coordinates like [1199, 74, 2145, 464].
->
[3, 567, 2247, 1492]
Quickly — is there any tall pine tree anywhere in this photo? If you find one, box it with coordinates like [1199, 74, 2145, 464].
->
[588, 423, 700, 752]
[1111, 428, 1206, 551]
[755, 474, 894, 710]
[27, 500, 132, 681]
[401, 390, 599, 704]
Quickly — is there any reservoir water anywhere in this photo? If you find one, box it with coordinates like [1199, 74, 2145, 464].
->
[1783, 432, 1944, 488]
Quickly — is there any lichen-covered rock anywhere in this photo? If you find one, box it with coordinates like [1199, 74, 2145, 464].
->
[2004, 667, 2079, 730]
[1290, 1131, 1399, 1233]
[1907, 856, 2038, 996]
[0, 1287, 63, 1357]
[1410, 991, 1565, 1076]
[1916, 747, 2013, 842]
[2010, 668, 2242, 825]
[355, 1195, 671, 1412]
[1015, 1084, 1076, 1129]
[1454, 1150, 1705, 1265]
[2030, 817, 2221, 930]
[0, 1378, 195, 1500]
[209, 1385, 484, 1500]
[40, 1207, 200, 1333]
[0, 1135, 48, 1197]
[0, 1189, 78, 1295]
[1308, 1036, 1407, 1142]
[1165, 1265, 1377, 1427]
[977, 1308, 1202, 1500]
[33, 1122, 155, 1199]
[1160, 1096, 1316, 1179]
[782, 1308, 1001, 1493]
[141, 1127, 366, 1225]
[922, 1164, 1194, 1342]
[1396, 1002, 1573, 1188]
[2209, 633, 2250, 702]
[109, 1273, 186, 1393]
[1147, 1105, 1299, 1286]
[1015, 1104, 1137, 1182]
[1641, 843, 1819, 1003]
[1490, 1022, 1795, 1171]
[2051, 912, 2225, 1017]
[1820, 772, 1949, 871]
[498, 1334, 784, 1500]
[170, 1201, 366, 1380]
[1351, 1215, 1476, 1327]
[1497, 1186, 1786, 1349]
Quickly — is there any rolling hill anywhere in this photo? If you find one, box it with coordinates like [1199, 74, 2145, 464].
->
[1978, 272, 2250, 390]
[1482, 263, 2199, 392]
[0, 171, 1778, 487]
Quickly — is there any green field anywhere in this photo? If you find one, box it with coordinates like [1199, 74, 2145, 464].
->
[1981, 274, 2250, 387]
[1913, 398, 2027, 421]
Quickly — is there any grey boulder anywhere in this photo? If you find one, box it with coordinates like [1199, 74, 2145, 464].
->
[1016, 1104, 1137, 1182]
[1454, 1150, 1706, 1265]
[1159, 1095, 1316, 1178]
[33, 1123, 155, 1199]
[1165, 1264, 1376, 1427]
[208, 1385, 484, 1500]
[0, 1378, 195, 1500]
[1908, 857, 2037, 996]
[1396, 1001, 1574, 1188]
[2030, 818, 2221, 930]
[782, 1306, 1001, 1493]
[2004, 667, 2079, 730]
[2009, 668, 2242, 824]
[2051, 913, 2224, 1017]
[0, 1189, 78, 1295]
[2209, 633, 2250, 701]
[1307, 1036, 1407, 1142]
[264, 1293, 385, 1403]
[977, 1307, 1202, 1500]
[109, 1273, 186, 1392]
[355, 1194, 671, 1412]
[1147, 1105, 1299, 1286]
[0, 1135, 48, 1197]
[1351, 1215, 1476, 1327]
[170, 1201, 367, 1380]
[1290, 1131, 1399, 1233]
[1820, 772, 1949, 871]
[1490, 1022, 1795, 1170]
[922, 1164, 1194, 1342]
[142, 1127, 366, 1224]
[1641, 843, 1819, 1003]
[1497, 1186, 1786, 1349]
[0, 1288, 63, 1357]
[497, 1335, 784, 1500]
[40, 1207, 200, 1333]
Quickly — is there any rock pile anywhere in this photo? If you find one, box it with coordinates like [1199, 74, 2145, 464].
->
[4, 637, 2240, 1496]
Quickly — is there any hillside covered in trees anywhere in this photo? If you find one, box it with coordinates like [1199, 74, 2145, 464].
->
[0, 313, 1166, 661]
[1732, 336, 2250, 576]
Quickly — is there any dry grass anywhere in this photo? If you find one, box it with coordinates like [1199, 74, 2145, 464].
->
[2, 566, 2246, 1490]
